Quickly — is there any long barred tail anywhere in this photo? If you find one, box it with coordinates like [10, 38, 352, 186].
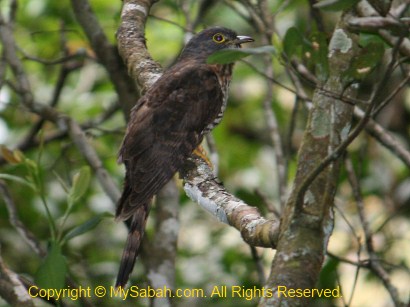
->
[115, 203, 150, 288]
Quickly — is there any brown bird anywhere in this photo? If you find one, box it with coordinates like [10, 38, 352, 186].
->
[115, 26, 253, 288]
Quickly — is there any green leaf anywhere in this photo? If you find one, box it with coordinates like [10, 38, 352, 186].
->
[68, 166, 91, 203]
[314, 0, 360, 11]
[207, 46, 276, 64]
[35, 242, 67, 290]
[283, 27, 304, 58]
[342, 42, 385, 82]
[359, 33, 388, 48]
[0, 173, 36, 190]
[318, 258, 339, 289]
[271, 32, 283, 55]
[62, 212, 111, 243]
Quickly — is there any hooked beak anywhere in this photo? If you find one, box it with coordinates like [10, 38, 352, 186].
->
[234, 35, 254, 47]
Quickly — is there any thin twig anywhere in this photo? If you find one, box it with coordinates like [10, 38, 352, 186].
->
[250, 246, 266, 285]
[247, 0, 288, 209]
[18, 57, 80, 151]
[261, 58, 287, 208]
[327, 251, 370, 268]
[70, 0, 137, 117]
[21, 52, 92, 65]
[286, 61, 410, 169]
[357, 1, 410, 59]
[356, 107, 410, 168]
[0, 101, 121, 166]
[0, 12, 121, 204]
[149, 15, 194, 34]
[67, 118, 121, 203]
[345, 157, 404, 307]
[0, 182, 46, 257]
[372, 68, 410, 116]
[221, 0, 252, 25]
[255, 189, 280, 218]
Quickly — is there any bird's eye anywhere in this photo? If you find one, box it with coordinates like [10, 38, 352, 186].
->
[212, 33, 225, 43]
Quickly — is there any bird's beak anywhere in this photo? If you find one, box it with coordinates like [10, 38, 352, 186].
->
[234, 35, 254, 47]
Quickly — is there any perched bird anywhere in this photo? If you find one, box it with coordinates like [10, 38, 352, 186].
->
[115, 26, 253, 288]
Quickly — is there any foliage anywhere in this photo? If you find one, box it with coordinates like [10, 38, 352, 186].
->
[0, 0, 409, 306]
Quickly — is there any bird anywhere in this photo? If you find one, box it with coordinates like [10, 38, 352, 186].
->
[115, 26, 254, 288]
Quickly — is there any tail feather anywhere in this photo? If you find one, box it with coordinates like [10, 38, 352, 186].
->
[115, 202, 150, 288]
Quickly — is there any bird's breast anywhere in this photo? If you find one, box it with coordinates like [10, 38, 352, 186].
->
[204, 64, 234, 134]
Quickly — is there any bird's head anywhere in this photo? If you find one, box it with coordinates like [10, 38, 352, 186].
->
[179, 27, 254, 62]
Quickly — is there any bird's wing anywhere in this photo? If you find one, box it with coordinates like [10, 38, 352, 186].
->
[116, 62, 224, 220]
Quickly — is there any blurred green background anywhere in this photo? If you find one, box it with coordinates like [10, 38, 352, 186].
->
[0, 0, 409, 306]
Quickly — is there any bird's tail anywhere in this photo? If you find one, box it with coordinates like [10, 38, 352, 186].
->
[115, 202, 150, 288]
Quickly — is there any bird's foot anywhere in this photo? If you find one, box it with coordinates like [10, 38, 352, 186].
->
[193, 145, 213, 169]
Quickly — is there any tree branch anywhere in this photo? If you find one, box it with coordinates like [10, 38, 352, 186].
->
[345, 157, 404, 307]
[357, 1, 410, 58]
[358, 107, 410, 168]
[348, 16, 407, 33]
[0, 11, 121, 204]
[0, 182, 46, 257]
[66, 119, 121, 203]
[181, 155, 279, 248]
[117, 0, 163, 92]
[143, 180, 179, 307]
[238, 0, 288, 210]
[260, 11, 360, 306]
[70, 0, 138, 118]
[0, 250, 35, 307]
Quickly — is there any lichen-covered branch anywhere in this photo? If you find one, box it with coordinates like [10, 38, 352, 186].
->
[181, 156, 279, 248]
[0, 252, 34, 307]
[260, 11, 359, 306]
[117, 0, 163, 92]
[288, 55, 410, 169]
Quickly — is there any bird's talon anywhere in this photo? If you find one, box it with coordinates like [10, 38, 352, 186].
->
[193, 146, 213, 169]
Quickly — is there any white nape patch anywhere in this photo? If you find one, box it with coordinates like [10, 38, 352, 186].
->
[184, 184, 228, 224]
[121, 3, 147, 18]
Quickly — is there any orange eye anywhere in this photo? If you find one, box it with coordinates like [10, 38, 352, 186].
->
[212, 33, 225, 43]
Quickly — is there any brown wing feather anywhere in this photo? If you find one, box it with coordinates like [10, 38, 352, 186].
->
[116, 61, 224, 220]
